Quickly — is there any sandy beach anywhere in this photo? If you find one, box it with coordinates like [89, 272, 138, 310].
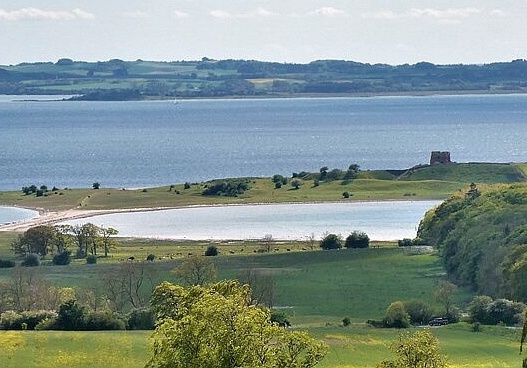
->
[0, 207, 174, 232]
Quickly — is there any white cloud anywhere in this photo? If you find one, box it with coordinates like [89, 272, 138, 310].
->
[362, 7, 484, 23]
[209, 8, 276, 19]
[173, 10, 189, 19]
[210, 10, 233, 18]
[311, 7, 347, 17]
[0, 7, 95, 21]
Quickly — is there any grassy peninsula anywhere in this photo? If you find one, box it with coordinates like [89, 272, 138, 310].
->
[1, 162, 524, 212]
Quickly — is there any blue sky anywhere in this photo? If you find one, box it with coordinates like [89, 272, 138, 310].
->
[1, 1, 526, 65]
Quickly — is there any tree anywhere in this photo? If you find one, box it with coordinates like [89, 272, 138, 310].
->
[238, 268, 276, 308]
[377, 329, 447, 368]
[433, 281, 458, 319]
[345, 231, 370, 249]
[99, 226, 118, 257]
[319, 233, 342, 250]
[147, 280, 327, 368]
[92, 182, 100, 189]
[403, 299, 434, 325]
[291, 178, 303, 189]
[11, 225, 57, 257]
[384, 301, 410, 328]
[172, 255, 216, 286]
[102, 260, 159, 312]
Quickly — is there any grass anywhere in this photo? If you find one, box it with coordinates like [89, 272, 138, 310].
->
[0, 324, 522, 368]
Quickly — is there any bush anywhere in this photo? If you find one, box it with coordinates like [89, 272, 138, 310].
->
[270, 310, 291, 327]
[84, 311, 125, 331]
[127, 308, 155, 330]
[205, 245, 218, 256]
[274, 182, 282, 189]
[146, 254, 156, 262]
[398, 238, 414, 247]
[384, 301, 411, 328]
[342, 317, 351, 326]
[0, 259, 15, 268]
[52, 251, 72, 265]
[403, 299, 434, 325]
[342, 191, 350, 199]
[345, 231, 370, 249]
[202, 179, 249, 197]
[320, 233, 342, 250]
[86, 255, 97, 264]
[21, 253, 40, 267]
[0, 310, 57, 330]
[55, 300, 85, 330]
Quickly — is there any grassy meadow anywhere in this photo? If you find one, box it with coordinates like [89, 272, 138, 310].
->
[0, 324, 522, 368]
[1, 163, 526, 367]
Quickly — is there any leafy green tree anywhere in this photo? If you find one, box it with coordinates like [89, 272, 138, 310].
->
[99, 226, 118, 257]
[403, 299, 434, 325]
[319, 233, 342, 250]
[433, 281, 458, 320]
[345, 231, 370, 249]
[11, 225, 57, 257]
[147, 280, 327, 368]
[384, 301, 410, 328]
[467, 295, 493, 324]
[172, 255, 216, 286]
[92, 182, 100, 189]
[377, 329, 447, 368]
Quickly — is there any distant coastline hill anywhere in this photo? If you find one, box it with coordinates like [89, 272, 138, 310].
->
[1, 58, 527, 100]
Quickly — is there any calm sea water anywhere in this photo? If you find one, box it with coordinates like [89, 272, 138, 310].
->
[0, 206, 38, 225]
[2, 94, 527, 191]
[61, 201, 441, 241]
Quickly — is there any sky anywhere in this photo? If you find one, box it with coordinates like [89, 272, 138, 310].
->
[1, 0, 527, 66]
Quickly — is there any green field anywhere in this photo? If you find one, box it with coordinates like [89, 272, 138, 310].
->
[0, 324, 521, 368]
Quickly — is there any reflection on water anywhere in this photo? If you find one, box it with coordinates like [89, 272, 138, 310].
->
[63, 200, 441, 241]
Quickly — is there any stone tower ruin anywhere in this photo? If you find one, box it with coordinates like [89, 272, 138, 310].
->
[430, 151, 451, 165]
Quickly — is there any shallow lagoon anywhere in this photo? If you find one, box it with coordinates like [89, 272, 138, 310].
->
[0, 206, 39, 225]
[62, 200, 441, 241]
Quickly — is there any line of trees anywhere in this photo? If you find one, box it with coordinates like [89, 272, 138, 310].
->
[11, 223, 119, 262]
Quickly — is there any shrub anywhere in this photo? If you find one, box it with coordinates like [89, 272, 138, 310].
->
[202, 179, 249, 197]
[205, 245, 218, 256]
[84, 311, 125, 330]
[342, 191, 350, 198]
[345, 231, 370, 249]
[55, 300, 85, 330]
[0, 310, 57, 330]
[146, 254, 156, 262]
[384, 301, 411, 328]
[274, 182, 282, 189]
[270, 310, 291, 327]
[342, 317, 351, 326]
[320, 233, 342, 250]
[86, 255, 97, 264]
[184, 182, 191, 189]
[0, 259, 15, 268]
[21, 253, 40, 267]
[398, 238, 414, 247]
[52, 251, 72, 265]
[403, 299, 434, 325]
[127, 308, 155, 330]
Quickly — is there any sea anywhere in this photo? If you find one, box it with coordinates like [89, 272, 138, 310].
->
[2, 94, 527, 191]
